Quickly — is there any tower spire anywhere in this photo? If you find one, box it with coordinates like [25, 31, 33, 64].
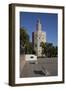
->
[37, 18, 42, 31]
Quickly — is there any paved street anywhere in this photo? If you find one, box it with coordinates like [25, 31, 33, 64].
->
[20, 57, 58, 78]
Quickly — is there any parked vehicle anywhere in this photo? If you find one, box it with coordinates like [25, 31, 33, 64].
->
[25, 54, 37, 64]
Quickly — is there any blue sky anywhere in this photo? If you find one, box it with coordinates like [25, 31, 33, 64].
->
[20, 12, 58, 46]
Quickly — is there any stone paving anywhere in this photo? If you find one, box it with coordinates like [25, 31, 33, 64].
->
[20, 57, 58, 78]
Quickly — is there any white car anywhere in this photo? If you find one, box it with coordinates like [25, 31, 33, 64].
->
[25, 54, 37, 64]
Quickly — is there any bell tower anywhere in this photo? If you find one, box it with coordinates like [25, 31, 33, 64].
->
[36, 18, 42, 32]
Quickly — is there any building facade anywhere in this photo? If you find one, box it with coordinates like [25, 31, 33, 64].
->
[32, 19, 46, 56]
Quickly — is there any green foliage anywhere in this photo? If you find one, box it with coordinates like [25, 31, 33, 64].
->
[20, 27, 36, 54]
[40, 42, 58, 57]
[20, 28, 29, 54]
[20, 28, 29, 46]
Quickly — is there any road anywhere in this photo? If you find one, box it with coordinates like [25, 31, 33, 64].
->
[20, 57, 58, 78]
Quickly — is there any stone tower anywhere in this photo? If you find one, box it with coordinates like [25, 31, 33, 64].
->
[32, 19, 46, 56]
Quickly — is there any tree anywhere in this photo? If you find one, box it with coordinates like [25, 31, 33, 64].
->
[46, 43, 53, 57]
[51, 46, 58, 57]
[20, 27, 30, 54]
[40, 42, 58, 57]
[40, 42, 46, 56]
[20, 27, 36, 54]
[28, 42, 36, 54]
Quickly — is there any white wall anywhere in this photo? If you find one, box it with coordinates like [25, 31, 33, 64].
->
[0, 0, 66, 90]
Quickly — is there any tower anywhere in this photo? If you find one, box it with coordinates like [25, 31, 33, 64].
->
[32, 19, 46, 56]
[37, 18, 42, 31]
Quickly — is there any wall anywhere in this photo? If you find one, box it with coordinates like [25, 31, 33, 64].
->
[0, 0, 66, 90]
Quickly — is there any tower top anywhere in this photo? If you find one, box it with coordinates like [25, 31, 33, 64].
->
[37, 18, 41, 24]
[37, 18, 42, 31]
